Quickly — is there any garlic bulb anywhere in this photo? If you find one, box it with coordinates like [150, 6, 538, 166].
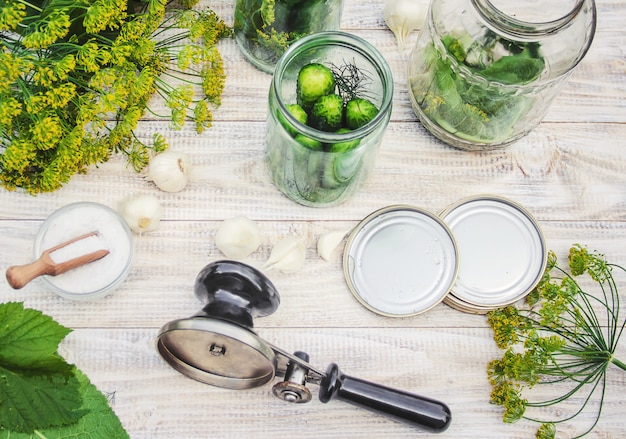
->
[118, 194, 163, 234]
[383, 0, 428, 51]
[264, 236, 306, 273]
[215, 216, 262, 259]
[317, 228, 350, 262]
[146, 150, 191, 192]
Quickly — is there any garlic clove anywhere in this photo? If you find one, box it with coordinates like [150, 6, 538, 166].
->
[146, 150, 191, 193]
[317, 228, 351, 262]
[118, 194, 163, 234]
[215, 216, 262, 259]
[384, 0, 428, 51]
[264, 236, 306, 273]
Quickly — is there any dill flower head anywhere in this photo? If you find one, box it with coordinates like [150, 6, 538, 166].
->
[0, 0, 231, 193]
[486, 244, 626, 438]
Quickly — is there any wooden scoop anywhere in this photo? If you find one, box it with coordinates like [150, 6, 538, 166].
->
[6, 232, 110, 290]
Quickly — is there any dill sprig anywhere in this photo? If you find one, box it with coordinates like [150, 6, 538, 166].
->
[487, 244, 626, 439]
[331, 59, 374, 104]
[0, 0, 231, 193]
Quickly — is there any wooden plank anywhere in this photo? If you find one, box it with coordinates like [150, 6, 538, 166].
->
[1, 120, 624, 222]
[61, 326, 626, 439]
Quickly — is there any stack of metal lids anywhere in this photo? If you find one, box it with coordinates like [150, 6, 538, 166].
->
[343, 195, 547, 316]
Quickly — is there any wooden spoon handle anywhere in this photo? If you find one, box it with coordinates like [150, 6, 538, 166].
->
[6, 258, 55, 290]
[5, 249, 109, 290]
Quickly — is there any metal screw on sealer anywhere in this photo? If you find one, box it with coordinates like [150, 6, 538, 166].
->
[156, 260, 452, 433]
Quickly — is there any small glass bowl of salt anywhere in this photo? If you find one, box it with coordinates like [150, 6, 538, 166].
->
[33, 202, 134, 300]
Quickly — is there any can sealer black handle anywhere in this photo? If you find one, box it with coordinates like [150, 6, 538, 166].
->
[319, 363, 452, 433]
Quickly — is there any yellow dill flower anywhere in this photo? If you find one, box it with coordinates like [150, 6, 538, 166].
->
[256, 28, 290, 53]
[88, 68, 117, 90]
[33, 65, 57, 87]
[22, 10, 70, 49]
[177, 45, 201, 70]
[119, 20, 147, 42]
[152, 132, 168, 153]
[133, 68, 156, 101]
[178, 10, 200, 36]
[25, 94, 49, 114]
[76, 40, 105, 72]
[0, 50, 24, 88]
[0, 139, 37, 174]
[260, 0, 276, 26]
[30, 116, 64, 149]
[0, 96, 22, 127]
[53, 54, 76, 81]
[110, 41, 132, 66]
[193, 99, 212, 133]
[199, 10, 232, 46]
[84, 0, 128, 34]
[464, 103, 490, 122]
[145, 0, 167, 18]
[45, 82, 77, 109]
[167, 85, 194, 112]
[0, 2, 26, 31]
[201, 51, 225, 106]
[130, 37, 156, 65]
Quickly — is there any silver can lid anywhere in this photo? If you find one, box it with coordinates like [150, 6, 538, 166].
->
[343, 205, 459, 317]
[440, 195, 547, 312]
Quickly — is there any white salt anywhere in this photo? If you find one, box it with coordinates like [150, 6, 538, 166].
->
[39, 203, 133, 296]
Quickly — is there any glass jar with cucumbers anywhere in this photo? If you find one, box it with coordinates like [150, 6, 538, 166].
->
[265, 32, 393, 207]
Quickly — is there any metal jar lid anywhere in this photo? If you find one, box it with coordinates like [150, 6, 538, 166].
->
[439, 195, 547, 313]
[343, 205, 459, 317]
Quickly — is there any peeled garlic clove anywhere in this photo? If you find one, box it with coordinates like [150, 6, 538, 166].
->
[118, 194, 163, 234]
[146, 150, 191, 192]
[215, 216, 262, 259]
[264, 236, 306, 273]
[317, 228, 351, 262]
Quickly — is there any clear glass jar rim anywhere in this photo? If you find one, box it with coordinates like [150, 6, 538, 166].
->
[272, 31, 394, 143]
[472, 0, 592, 37]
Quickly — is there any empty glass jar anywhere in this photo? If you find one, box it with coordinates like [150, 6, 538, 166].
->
[408, 0, 597, 150]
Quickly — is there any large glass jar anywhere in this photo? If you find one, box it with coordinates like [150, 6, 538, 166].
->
[408, 0, 596, 150]
[234, 0, 344, 74]
[265, 32, 393, 207]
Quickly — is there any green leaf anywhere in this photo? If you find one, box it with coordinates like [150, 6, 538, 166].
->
[0, 302, 71, 370]
[0, 303, 83, 432]
[0, 302, 130, 437]
[1, 368, 130, 439]
[0, 366, 84, 432]
[479, 51, 545, 84]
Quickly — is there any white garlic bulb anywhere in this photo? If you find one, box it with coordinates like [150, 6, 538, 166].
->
[317, 228, 350, 262]
[215, 216, 262, 259]
[264, 236, 306, 273]
[146, 150, 191, 192]
[384, 0, 428, 51]
[118, 194, 163, 234]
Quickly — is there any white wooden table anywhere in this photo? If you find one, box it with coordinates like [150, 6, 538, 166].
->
[2, 1, 625, 438]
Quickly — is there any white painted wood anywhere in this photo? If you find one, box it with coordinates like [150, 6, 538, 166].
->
[1, 0, 625, 438]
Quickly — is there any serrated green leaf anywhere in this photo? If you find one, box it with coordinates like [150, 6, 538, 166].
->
[1, 368, 130, 439]
[0, 366, 84, 433]
[0, 302, 71, 369]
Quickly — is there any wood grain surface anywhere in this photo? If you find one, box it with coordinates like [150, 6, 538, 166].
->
[1, 1, 625, 438]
